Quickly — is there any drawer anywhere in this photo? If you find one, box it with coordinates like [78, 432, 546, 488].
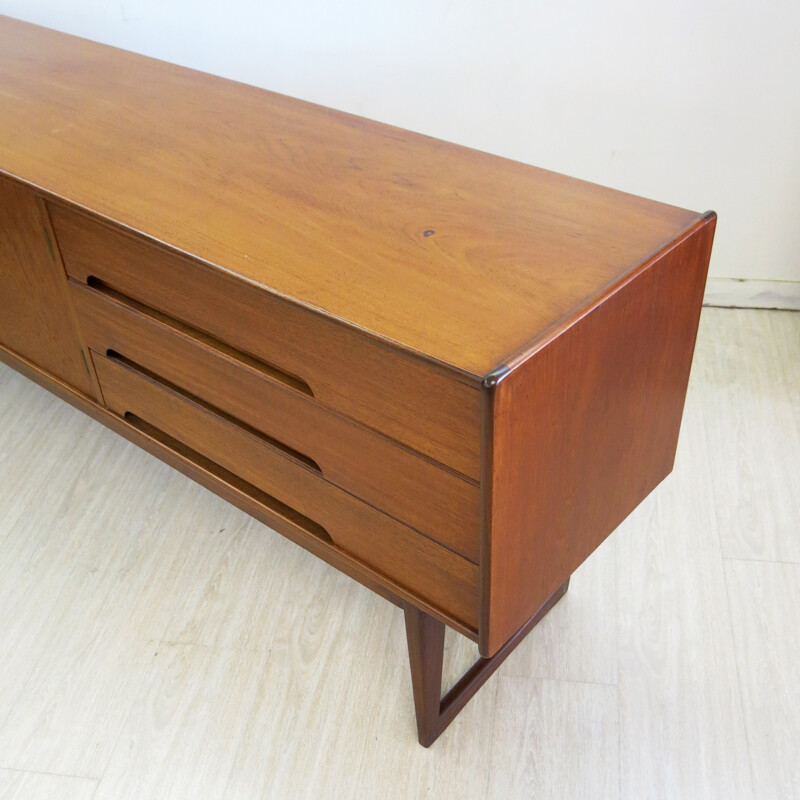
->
[50, 202, 482, 480]
[92, 352, 479, 629]
[70, 279, 480, 562]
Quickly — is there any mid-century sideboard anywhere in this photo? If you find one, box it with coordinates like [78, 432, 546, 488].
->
[0, 16, 715, 746]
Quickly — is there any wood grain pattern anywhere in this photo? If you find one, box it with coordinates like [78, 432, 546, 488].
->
[0, 385, 205, 777]
[616, 386, 754, 800]
[0, 15, 702, 377]
[2, 304, 793, 796]
[697, 308, 800, 562]
[68, 279, 480, 558]
[481, 214, 716, 655]
[0, 367, 109, 722]
[89, 642, 267, 800]
[93, 352, 479, 629]
[488, 678, 619, 800]
[0, 176, 92, 396]
[52, 202, 481, 479]
[0, 15, 720, 748]
[725, 560, 800, 799]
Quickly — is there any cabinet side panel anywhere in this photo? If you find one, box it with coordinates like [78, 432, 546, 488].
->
[481, 215, 715, 656]
[0, 176, 93, 395]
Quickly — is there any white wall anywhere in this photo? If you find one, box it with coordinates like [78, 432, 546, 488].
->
[2, 0, 799, 284]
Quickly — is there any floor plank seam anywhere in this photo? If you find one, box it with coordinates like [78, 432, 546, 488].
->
[496, 674, 619, 690]
[482, 680, 501, 798]
[722, 556, 800, 566]
[156, 637, 215, 648]
[529, 676, 618, 688]
[615, 681, 621, 800]
[0, 656, 41, 744]
[0, 766, 100, 782]
[768, 315, 800, 443]
[156, 638, 274, 657]
[613, 535, 622, 800]
[720, 559, 759, 798]
[701, 306, 800, 315]
[700, 384, 759, 799]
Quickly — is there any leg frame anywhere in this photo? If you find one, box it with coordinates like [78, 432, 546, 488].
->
[404, 578, 570, 746]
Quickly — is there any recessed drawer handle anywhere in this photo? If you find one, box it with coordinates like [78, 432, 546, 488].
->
[85, 275, 314, 397]
[106, 349, 322, 475]
[123, 412, 333, 544]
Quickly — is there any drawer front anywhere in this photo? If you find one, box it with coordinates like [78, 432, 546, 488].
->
[92, 352, 479, 629]
[70, 279, 480, 562]
[50, 202, 481, 480]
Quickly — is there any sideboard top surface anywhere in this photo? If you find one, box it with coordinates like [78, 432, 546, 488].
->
[0, 15, 702, 379]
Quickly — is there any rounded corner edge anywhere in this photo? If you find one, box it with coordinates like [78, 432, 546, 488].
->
[482, 365, 511, 391]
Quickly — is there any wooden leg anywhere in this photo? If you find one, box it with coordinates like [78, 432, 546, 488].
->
[404, 577, 570, 747]
[404, 600, 446, 746]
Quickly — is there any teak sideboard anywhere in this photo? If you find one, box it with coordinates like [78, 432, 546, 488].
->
[0, 16, 715, 746]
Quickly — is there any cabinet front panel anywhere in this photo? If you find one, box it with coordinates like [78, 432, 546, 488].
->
[50, 202, 482, 480]
[70, 278, 481, 561]
[0, 178, 92, 395]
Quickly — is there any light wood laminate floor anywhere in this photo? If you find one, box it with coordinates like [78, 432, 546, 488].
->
[0, 307, 798, 800]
